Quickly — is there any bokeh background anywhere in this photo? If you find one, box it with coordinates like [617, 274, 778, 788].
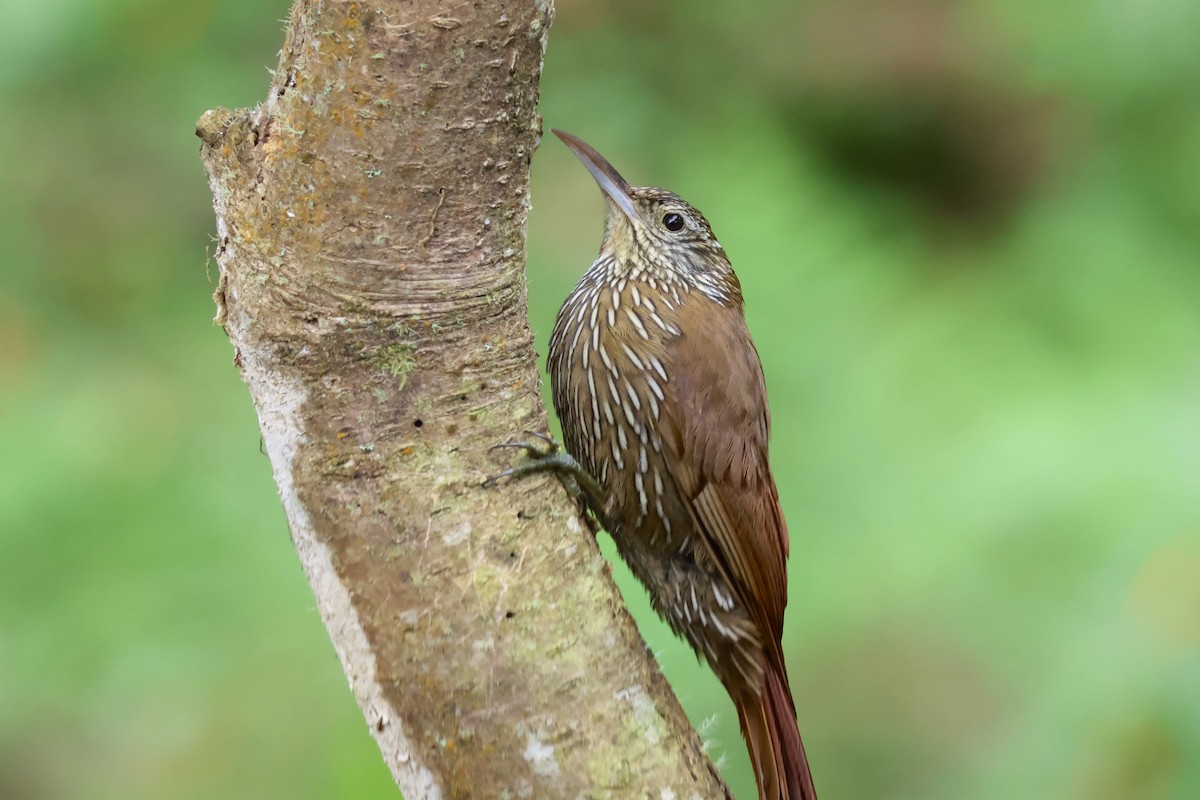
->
[2, 0, 1198, 797]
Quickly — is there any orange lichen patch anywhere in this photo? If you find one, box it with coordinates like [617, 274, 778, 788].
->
[261, 133, 285, 158]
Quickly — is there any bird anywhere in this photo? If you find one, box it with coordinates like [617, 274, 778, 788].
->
[489, 129, 817, 800]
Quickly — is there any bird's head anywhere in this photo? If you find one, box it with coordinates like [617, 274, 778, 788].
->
[554, 129, 736, 300]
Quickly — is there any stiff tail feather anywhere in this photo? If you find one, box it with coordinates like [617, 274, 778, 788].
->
[737, 661, 816, 800]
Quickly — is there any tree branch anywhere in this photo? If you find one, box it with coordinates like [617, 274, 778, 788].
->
[195, 0, 730, 796]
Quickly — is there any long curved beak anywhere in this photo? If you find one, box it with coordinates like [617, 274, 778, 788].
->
[553, 129, 638, 221]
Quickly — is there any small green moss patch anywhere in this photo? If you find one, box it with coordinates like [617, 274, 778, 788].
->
[373, 343, 417, 388]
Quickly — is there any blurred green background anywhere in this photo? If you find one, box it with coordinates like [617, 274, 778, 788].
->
[2, 0, 1198, 797]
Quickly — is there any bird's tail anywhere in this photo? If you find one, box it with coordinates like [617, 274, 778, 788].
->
[736, 659, 817, 800]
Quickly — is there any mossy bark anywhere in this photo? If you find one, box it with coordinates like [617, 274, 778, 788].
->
[195, 1, 730, 797]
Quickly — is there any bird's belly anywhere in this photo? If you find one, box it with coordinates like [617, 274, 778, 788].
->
[548, 285, 676, 531]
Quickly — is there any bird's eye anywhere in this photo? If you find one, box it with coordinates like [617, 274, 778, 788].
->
[662, 212, 685, 232]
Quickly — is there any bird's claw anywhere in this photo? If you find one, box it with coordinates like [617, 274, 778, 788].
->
[482, 432, 608, 533]
[482, 432, 563, 487]
[487, 432, 559, 457]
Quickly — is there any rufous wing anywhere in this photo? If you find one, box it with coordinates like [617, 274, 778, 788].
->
[657, 296, 790, 653]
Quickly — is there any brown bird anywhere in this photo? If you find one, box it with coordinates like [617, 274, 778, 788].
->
[491, 130, 816, 800]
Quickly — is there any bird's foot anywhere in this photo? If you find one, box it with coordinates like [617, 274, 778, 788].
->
[482, 431, 566, 486]
[483, 432, 606, 532]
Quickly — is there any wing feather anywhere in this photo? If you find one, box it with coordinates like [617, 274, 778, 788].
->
[659, 297, 790, 646]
